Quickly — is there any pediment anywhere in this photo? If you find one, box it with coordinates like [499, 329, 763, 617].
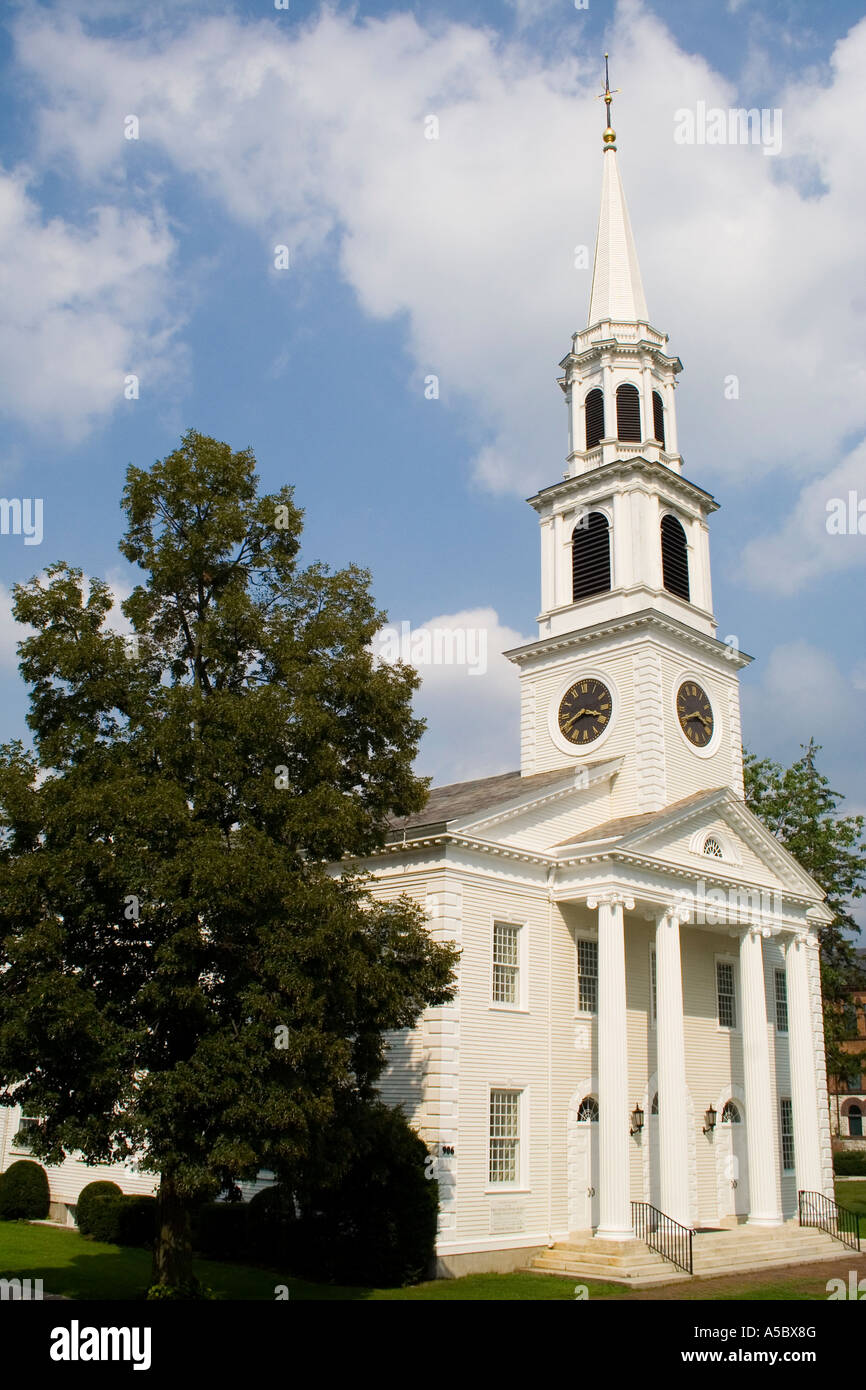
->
[557, 787, 830, 908]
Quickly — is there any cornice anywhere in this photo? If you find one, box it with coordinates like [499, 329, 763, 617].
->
[527, 458, 717, 513]
[503, 608, 754, 669]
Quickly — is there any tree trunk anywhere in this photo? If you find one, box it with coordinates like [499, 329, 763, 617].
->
[151, 1172, 193, 1288]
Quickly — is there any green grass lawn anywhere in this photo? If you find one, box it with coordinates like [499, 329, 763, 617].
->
[835, 1179, 866, 1236]
[0, 1188, 862, 1302]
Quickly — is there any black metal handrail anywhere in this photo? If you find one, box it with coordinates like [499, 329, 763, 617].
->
[632, 1200, 694, 1274]
[798, 1190, 861, 1252]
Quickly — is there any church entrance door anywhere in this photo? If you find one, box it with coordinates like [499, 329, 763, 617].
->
[718, 1099, 750, 1219]
[573, 1096, 600, 1231]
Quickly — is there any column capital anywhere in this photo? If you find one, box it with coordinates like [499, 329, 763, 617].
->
[587, 891, 635, 911]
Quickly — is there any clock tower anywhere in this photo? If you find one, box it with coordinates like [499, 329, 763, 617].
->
[506, 70, 751, 815]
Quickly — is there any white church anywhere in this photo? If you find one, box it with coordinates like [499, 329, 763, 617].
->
[369, 86, 848, 1282]
[0, 78, 850, 1286]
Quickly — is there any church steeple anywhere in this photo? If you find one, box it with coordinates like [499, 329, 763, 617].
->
[505, 70, 752, 811]
[588, 58, 648, 326]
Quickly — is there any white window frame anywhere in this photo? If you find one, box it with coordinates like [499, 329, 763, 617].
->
[489, 915, 528, 1012]
[574, 933, 599, 1017]
[780, 1096, 795, 1173]
[486, 1086, 529, 1192]
[774, 968, 789, 1034]
[9, 1115, 40, 1156]
[714, 953, 740, 1033]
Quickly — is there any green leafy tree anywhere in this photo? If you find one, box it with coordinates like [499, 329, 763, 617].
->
[744, 739, 866, 1078]
[0, 430, 457, 1290]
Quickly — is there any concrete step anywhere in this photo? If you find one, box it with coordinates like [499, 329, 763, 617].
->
[525, 1225, 860, 1287]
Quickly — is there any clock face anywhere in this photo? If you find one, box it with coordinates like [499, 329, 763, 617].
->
[676, 680, 714, 748]
[558, 677, 613, 746]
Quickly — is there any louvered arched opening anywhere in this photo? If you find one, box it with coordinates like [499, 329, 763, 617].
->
[584, 388, 605, 450]
[661, 514, 690, 601]
[652, 390, 666, 448]
[572, 511, 611, 601]
[616, 382, 641, 441]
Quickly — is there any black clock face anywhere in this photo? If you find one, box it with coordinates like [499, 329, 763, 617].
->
[676, 680, 714, 748]
[558, 678, 613, 746]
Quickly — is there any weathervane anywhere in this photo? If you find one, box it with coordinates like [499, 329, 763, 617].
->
[596, 52, 620, 147]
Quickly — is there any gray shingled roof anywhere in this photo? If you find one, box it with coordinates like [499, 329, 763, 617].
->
[555, 787, 727, 848]
[388, 766, 575, 837]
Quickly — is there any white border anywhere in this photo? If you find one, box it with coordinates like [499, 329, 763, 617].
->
[671, 669, 721, 759]
[688, 826, 741, 865]
[714, 952, 741, 1035]
[548, 666, 619, 758]
[485, 1084, 530, 1193]
[488, 912, 528, 1013]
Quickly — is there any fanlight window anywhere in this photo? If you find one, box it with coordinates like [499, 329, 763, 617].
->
[584, 388, 605, 450]
[652, 390, 666, 448]
[661, 514, 690, 601]
[721, 1101, 741, 1124]
[572, 511, 611, 601]
[577, 1097, 599, 1123]
[616, 382, 642, 442]
[703, 836, 723, 858]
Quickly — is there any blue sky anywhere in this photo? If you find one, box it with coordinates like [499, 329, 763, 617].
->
[1, 0, 865, 907]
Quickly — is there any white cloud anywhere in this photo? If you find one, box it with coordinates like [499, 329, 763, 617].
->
[0, 583, 31, 671]
[10, 3, 864, 498]
[375, 606, 527, 781]
[0, 167, 183, 440]
[741, 640, 866, 791]
[741, 440, 866, 594]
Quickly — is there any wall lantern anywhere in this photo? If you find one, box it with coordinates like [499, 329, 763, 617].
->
[629, 1104, 644, 1136]
[703, 1105, 717, 1135]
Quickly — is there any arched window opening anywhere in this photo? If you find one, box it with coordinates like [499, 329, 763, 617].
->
[661, 514, 690, 601]
[652, 390, 666, 448]
[572, 511, 611, 601]
[616, 382, 642, 442]
[584, 388, 605, 450]
[721, 1101, 741, 1124]
[650, 1093, 659, 1115]
[577, 1097, 599, 1123]
[849, 1105, 863, 1138]
[703, 836, 724, 858]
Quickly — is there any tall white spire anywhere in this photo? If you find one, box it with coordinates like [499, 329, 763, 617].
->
[587, 147, 648, 324]
[587, 57, 648, 326]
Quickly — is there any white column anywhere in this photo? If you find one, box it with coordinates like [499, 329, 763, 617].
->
[739, 927, 784, 1225]
[785, 933, 824, 1194]
[591, 891, 634, 1240]
[655, 910, 691, 1227]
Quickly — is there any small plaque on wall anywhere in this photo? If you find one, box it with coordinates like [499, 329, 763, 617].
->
[489, 1203, 526, 1234]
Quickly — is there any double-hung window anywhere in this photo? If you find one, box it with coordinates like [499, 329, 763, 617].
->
[576, 938, 598, 1014]
[492, 922, 520, 1006]
[489, 1090, 521, 1185]
[717, 960, 736, 1029]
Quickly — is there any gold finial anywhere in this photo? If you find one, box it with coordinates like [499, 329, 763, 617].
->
[596, 52, 620, 148]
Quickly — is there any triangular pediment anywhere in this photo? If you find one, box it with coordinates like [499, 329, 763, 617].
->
[556, 787, 830, 909]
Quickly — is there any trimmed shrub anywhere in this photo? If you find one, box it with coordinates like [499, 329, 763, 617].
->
[192, 1202, 250, 1261]
[86, 1193, 157, 1247]
[835, 1150, 866, 1176]
[248, 1185, 296, 1265]
[75, 1181, 122, 1236]
[0, 1160, 50, 1221]
[291, 1103, 439, 1287]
